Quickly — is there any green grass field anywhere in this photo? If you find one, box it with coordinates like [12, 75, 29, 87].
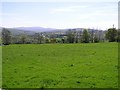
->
[2, 42, 118, 88]
[0, 46, 2, 88]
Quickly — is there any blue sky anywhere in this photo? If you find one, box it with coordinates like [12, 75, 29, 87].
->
[0, 0, 119, 30]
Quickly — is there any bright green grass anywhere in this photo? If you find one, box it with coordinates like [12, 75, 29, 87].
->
[0, 46, 2, 88]
[2, 42, 118, 88]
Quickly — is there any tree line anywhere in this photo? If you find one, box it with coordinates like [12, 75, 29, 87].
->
[1, 27, 119, 45]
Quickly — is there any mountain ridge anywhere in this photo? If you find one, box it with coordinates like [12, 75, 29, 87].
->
[0, 26, 105, 36]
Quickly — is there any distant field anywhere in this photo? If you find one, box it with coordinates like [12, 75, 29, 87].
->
[2, 42, 118, 88]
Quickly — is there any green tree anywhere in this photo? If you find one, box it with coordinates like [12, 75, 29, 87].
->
[67, 29, 75, 43]
[94, 36, 99, 43]
[74, 32, 79, 43]
[19, 34, 28, 44]
[90, 30, 94, 43]
[117, 29, 120, 42]
[50, 38, 56, 43]
[45, 37, 50, 43]
[2, 28, 11, 45]
[34, 33, 43, 44]
[82, 29, 89, 43]
[105, 28, 117, 42]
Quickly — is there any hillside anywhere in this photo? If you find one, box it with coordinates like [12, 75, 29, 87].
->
[0, 26, 106, 36]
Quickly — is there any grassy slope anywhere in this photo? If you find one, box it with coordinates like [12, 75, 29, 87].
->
[2, 43, 118, 88]
[0, 46, 2, 88]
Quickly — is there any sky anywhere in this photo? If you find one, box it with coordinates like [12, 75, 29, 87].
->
[0, 0, 119, 30]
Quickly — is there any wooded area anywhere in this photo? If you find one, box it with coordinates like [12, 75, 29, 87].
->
[1, 27, 119, 45]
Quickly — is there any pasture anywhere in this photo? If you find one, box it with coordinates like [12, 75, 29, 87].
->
[2, 42, 118, 88]
[0, 46, 2, 88]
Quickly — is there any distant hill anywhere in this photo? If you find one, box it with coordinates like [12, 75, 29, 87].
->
[0, 26, 105, 36]
[13, 27, 58, 32]
[6, 27, 60, 35]
[6, 28, 37, 35]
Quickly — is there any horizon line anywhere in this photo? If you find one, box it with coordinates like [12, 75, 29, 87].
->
[0, 26, 111, 30]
